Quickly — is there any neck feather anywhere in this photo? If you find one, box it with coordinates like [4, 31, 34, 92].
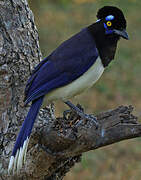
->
[88, 23, 119, 67]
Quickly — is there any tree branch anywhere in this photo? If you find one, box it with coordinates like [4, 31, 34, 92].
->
[40, 105, 139, 157]
[10, 105, 139, 180]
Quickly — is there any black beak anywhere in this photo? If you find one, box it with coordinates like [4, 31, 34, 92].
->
[113, 29, 129, 40]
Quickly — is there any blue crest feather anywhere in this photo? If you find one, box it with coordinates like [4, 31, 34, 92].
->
[105, 15, 114, 21]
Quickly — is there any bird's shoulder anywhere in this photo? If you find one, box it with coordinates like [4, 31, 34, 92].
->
[24, 28, 99, 103]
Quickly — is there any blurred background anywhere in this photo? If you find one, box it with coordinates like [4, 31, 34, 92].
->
[29, 0, 141, 179]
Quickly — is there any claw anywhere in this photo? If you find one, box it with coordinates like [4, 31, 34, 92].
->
[63, 110, 71, 120]
[64, 101, 99, 129]
[90, 115, 99, 129]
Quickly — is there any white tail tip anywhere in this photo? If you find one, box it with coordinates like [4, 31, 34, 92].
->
[8, 137, 29, 174]
[8, 156, 15, 174]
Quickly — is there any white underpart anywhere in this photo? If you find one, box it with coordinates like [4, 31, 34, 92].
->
[43, 57, 104, 105]
[8, 137, 29, 174]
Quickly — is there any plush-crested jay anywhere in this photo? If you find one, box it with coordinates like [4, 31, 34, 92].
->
[8, 6, 129, 174]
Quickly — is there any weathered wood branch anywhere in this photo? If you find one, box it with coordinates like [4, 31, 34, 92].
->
[42, 105, 139, 155]
[6, 104, 139, 180]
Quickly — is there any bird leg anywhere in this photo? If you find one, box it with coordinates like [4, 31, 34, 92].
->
[64, 100, 99, 129]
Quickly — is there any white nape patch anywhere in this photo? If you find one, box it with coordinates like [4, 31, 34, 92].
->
[43, 57, 104, 104]
[8, 137, 29, 174]
[96, 19, 101, 22]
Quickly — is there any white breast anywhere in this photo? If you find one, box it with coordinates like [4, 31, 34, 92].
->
[43, 57, 104, 105]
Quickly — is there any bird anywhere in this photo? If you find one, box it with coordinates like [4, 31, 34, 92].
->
[8, 6, 129, 174]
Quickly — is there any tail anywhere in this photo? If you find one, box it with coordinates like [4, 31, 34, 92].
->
[8, 96, 44, 174]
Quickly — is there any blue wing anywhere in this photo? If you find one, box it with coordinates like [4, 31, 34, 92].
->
[24, 28, 99, 104]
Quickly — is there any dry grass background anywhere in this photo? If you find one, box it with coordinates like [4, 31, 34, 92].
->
[29, 0, 141, 179]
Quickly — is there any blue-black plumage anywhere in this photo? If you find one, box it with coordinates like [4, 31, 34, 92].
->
[9, 27, 99, 174]
[8, 6, 129, 174]
[12, 97, 43, 157]
[25, 28, 99, 104]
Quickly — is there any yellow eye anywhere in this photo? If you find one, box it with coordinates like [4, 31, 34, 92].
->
[106, 21, 112, 27]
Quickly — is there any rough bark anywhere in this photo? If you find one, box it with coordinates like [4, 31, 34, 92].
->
[0, 0, 42, 178]
[0, 1, 140, 180]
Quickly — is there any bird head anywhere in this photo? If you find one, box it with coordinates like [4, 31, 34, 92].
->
[88, 6, 129, 67]
[96, 6, 129, 40]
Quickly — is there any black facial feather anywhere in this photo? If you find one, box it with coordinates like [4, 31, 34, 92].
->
[97, 6, 127, 30]
[88, 6, 128, 67]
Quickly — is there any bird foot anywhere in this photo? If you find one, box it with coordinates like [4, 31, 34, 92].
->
[64, 101, 99, 129]
[75, 113, 99, 129]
